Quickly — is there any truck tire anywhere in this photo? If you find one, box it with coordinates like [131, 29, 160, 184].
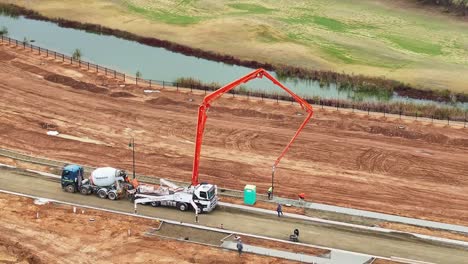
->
[65, 185, 75, 193]
[80, 187, 89, 195]
[107, 191, 117, 200]
[177, 202, 188, 211]
[97, 189, 107, 199]
[150, 201, 161, 207]
[196, 203, 204, 213]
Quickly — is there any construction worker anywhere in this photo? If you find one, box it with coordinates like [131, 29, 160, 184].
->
[267, 186, 273, 200]
[237, 239, 243, 256]
[276, 203, 283, 217]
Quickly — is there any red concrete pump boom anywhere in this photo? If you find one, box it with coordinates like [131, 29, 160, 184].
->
[191, 68, 314, 194]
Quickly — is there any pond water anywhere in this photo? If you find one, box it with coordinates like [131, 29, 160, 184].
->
[0, 15, 466, 108]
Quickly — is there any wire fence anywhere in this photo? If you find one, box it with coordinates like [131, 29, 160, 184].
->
[1, 35, 467, 127]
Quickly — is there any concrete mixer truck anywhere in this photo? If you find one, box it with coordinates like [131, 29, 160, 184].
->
[61, 165, 132, 200]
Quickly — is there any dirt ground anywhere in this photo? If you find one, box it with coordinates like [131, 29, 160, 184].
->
[0, 44, 467, 227]
[0, 192, 296, 264]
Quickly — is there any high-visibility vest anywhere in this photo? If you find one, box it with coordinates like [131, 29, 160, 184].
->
[268, 187, 273, 193]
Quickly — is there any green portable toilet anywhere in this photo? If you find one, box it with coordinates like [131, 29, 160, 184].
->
[244, 185, 256, 205]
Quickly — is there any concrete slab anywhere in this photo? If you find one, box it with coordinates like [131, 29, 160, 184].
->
[220, 241, 373, 264]
[267, 196, 468, 234]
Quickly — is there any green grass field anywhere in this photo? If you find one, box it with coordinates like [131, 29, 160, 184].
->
[3, 0, 468, 92]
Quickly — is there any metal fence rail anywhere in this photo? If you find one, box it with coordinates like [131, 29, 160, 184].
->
[0, 35, 467, 126]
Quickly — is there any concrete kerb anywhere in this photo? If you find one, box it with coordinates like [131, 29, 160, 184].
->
[219, 202, 468, 249]
[0, 188, 414, 264]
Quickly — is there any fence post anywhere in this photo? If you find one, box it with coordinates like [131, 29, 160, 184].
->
[399, 109, 402, 119]
[54, 51, 56, 59]
[465, 111, 467, 128]
[114, 70, 116, 78]
[123, 74, 125, 82]
[447, 116, 450, 125]
[87, 62, 90, 70]
[149, 80, 152, 88]
[176, 83, 179, 92]
[276, 94, 279, 103]
[190, 84, 193, 93]
[204, 86, 207, 95]
[23, 41, 25, 49]
[105, 68, 107, 75]
[96, 64, 98, 72]
[70, 57, 72, 64]
[415, 111, 418, 120]
[62, 54, 64, 62]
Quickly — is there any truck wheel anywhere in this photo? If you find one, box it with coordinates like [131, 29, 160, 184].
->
[97, 189, 107, 199]
[65, 185, 75, 193]
[177, 202, 188, 211]
[107, 191, 117, 200]
[80, 187, 89, 195]
[151, 201, 161, 207]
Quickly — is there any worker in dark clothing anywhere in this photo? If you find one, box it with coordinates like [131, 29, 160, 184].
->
[237, 240, 243, 256]
[290, 228, 300, 242]
[294, 228, 299, 237]
[267, 186, 273, 200]
[276, 203, 283, 217]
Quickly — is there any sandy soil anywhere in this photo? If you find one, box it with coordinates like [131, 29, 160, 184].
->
[0, 192, 294, 264]
[0, 44, 467, 227]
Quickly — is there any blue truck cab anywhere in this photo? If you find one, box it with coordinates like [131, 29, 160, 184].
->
[61, 164, 85, 193]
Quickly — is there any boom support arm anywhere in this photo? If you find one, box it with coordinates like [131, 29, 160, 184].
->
[191, 68, 314, 186]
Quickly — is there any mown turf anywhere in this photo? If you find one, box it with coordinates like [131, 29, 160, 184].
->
[126, 2, 200, 25]
[228, 3, 276, 14]
[385, 35, 443, 55]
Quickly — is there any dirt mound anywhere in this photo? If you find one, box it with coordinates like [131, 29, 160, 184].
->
[44, 74, 108, 93]
[110, 92, 135, 98]
[368, 125, 452, 144]
[12, 61, 50, 75]
[38, 122, 58, 130]
[146, 96, 178, 105]
[213, 106, 285, 120]
[0, 236, 42, 264]
[0, 51, 15, 61]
